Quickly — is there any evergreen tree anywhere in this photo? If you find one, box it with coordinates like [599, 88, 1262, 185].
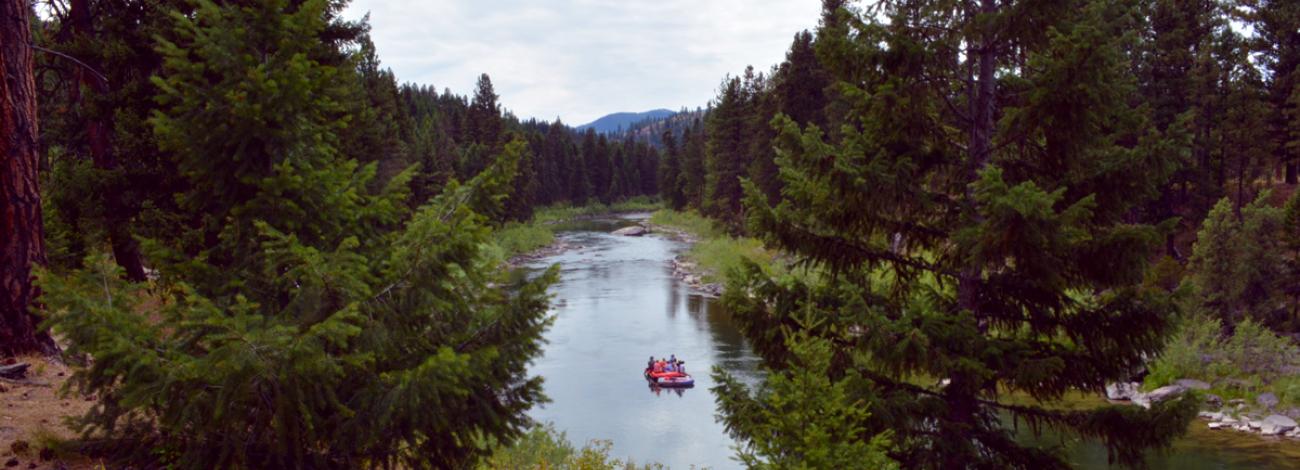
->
[703, 73, 754, 230]
[714, 0, 1197, 467]
[658, 130, 686, 209]
[680, 118, 707, 209]
[39, 1, 557, 467]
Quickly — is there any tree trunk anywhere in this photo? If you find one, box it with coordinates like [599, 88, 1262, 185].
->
[70, 0, 146, 282]
[1287, 162, 1297, 185]
[1, 0, 57, 356]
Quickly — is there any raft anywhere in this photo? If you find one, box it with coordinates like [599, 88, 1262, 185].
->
[644, 369, 695, 388]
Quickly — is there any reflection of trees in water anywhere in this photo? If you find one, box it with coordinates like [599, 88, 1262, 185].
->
[698, 296, 763, 383]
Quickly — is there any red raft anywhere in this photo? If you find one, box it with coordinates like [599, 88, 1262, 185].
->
[644, 369, 695, 388]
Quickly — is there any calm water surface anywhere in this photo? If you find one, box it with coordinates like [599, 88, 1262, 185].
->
[523, 214, 1300, 469]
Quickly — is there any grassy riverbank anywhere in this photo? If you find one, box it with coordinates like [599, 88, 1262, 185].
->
[648, 209, 787, 283]
[490, 197, 662, 261]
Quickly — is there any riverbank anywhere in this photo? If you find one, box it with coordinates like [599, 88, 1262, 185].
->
[644, 210, 788, 298]
[495, 198, 660, 266]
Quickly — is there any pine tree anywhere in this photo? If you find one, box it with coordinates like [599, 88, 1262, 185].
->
[680, 119, 706, 209]
[713, 0, 1197, 467]
[39, 1, 556, 467]
[658, 130, 686, 209]
[703, 73, 754, 230]
[1, 0, 57, 356]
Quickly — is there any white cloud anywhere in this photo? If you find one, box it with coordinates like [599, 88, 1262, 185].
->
[342, 0, 822, 125]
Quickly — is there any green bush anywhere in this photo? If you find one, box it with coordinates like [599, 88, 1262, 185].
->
[1145, 315, 1300, 405]
[479, 424, 667, 470]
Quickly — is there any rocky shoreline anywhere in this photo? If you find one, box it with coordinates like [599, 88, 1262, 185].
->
[610, 222, 724, 298]
[1106, 379, 1300, 440]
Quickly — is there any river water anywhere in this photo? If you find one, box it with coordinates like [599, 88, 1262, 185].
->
[520, 214, 1300, 469]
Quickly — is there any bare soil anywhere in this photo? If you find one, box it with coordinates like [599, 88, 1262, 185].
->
[0, 356, 97, 470]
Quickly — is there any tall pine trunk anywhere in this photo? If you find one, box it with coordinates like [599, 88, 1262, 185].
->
[70, 0, 146, 281]
[1, 0, 57, 356]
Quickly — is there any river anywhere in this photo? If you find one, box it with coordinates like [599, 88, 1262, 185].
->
[519, 214, 1300, 469]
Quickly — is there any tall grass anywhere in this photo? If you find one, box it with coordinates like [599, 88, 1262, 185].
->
[492, 222, 555, 258]
[649, 209, 792, 283]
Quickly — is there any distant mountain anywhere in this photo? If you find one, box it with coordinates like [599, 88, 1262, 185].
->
[577, 109, 676, 134]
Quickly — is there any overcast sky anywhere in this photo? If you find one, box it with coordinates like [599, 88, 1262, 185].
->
[341, 1, 823, 125]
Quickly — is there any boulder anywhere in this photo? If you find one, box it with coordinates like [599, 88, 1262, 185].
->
[1257, 392, 1280, 410]
[1175, 378, 1211, 390]
[1208, 422, 1227, 430]
[1105, 382, 1141, 401]
[1147, 385, 1187, 404]
[1264, 414, 1297, 433]
[1261, 424, 1281, 436]
[1248, 419, 1263, 430]
[612, 225, 649, 237]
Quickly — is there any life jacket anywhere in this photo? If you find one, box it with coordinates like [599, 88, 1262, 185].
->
[653, 361, 664, 373]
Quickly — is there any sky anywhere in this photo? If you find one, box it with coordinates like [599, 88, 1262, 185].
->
[341, 0, 824, 126]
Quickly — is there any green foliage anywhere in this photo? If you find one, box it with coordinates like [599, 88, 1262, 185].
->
[479, 424, 667, 470]
[1186, 196, 1287, 329]
[649, 209, 721, 238]
[493, 222, 556, 258]
[1145, 315, 1300, 407]
[713, 333, 897, 470]
[37, 1, 557, 468]
[713, 0, 1198, 468]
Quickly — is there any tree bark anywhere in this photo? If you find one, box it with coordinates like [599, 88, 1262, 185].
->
[1, 0, 58, 356]
[70, 0, 146, 281]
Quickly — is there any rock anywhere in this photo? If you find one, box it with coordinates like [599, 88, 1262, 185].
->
[1132, 393, 1151, 409]
[1208, 421, 1227, 430]
[1264, 414, 1297, 432]
[1285, 408, 1300, 420]
[1220, 415, 1239, 424]
[1249, 419, 1264, 429]
[1198, 411, 1223, 421]
[1147, 384, 1187, 403]
[3, 458, 16, 468]
[1204, 393, 1223, 409]
[611, 225, 649, 237]
[1105, 382, 1141, 401]
[1175, 378, 1212, 390]
[1261, 424, 1280, 436]
[1258, 392, 1280, 410]
[0, 363, 29, 379]
[1228, 398, 1247, 406]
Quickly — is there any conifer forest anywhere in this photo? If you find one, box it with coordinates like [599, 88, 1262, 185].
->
[3, 0, 1300, 468]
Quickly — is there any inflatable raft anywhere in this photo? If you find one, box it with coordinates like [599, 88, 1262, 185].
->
[644, 369, 695, 388]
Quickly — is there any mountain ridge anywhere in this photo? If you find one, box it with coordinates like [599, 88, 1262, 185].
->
[577, 109, 676, 133]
